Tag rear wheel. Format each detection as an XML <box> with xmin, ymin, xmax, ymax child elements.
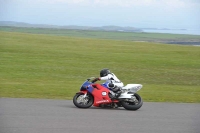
<box><xmin>121</xmin><ymin>93</ymin><xmax>143</xmax><ymax>110</ymax></box>
<box><xmin>73</xmin><ymin>93</ymin><xmax>94</xmax><ymax>108</ymax></box>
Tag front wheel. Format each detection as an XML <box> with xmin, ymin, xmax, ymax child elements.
<box><xmin>121</xmin><ymin>93</ymin><xmax>143</xmax><ymax>110</ymax></box>
<box><xmin>73</xmin><ymin>93</ymin><xmax>94</xmax><ymax>108</ymax></box>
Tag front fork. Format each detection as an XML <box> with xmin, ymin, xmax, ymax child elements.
<box><xmin>83</xmin><ymin>93</ymin><xmax>87</xmax><ymax>98</ymax></box>
<box><xmin>76</xmin><ymin>91</ymin><xmax>88</xmax><ymax>99</ymax></box>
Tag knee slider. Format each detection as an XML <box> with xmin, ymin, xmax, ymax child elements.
<box><xmin>108</xmin><ymin>83</ymin><xmax>115</xmax><ymax>89</ymax></box>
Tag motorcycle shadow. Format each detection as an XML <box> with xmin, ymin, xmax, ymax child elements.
<box><xmin>66</xmin><ymin>104</ymin><xmax>124</xmax><ymax>110</ymax></box>
<box><xmin>66</xmin><ymin>105</ymin><xmax>140</xmax><ymax>111</ymax></box>
<box><xmin>64</xmin><ymin>103</ymin><xmax>134</xmax><ymax>111</ymax></box>
<box><xmin>90</xmin><ymin>106</ymin><xmax>125</xmax><ymax>110</ymax></box>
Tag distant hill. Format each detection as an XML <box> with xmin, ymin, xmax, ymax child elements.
<box><xmin>0</xmin><ymin>21</ymin><xmax>142</xmax><ymax>32</ymax></box>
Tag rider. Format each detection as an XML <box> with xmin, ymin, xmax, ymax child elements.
<box><xmin>94</xmin><ymin>68</ymin><xmax>124</xmax><ymax>99</ymax></box>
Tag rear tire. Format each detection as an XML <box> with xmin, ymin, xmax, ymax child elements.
<box><xmin>73</xmin><ymin>93</ymin><xmax>94</xmax><ymax>108</ymax></box>
<box><xmin>121</xmin><ymin>93</ymin><xmax>143</xmax><ymax>110</ymax></box>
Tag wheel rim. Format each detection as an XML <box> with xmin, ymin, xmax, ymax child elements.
<box><xmin>76</xmin><ymin>94</ymin><xmax>90</xmax><ymax>105</ymax></box>
<box><xmin>125</xmin><ymin>95</ymin><xmax>140</xmax><ymax>105</ymax></box>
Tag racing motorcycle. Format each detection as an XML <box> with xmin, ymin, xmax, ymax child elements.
<box><xmin>73</xmin><ymin>77</ymin><xmax>143</xmax><ymax>110</ymax></box>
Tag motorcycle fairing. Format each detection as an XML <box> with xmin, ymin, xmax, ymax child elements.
<box><xmin>90</xmin><ymin>84</ymin><xmax>112</xmax><ymax>107</ymax></box>
<box><xmin>80</xmin><ymin>81</ymin><xmax>91</xmax><ymax>91</ymax></box>
<box><xmin>118</xmin><ymin>84</ymin><xmax>143</xmax><ymax>98</ymax></box>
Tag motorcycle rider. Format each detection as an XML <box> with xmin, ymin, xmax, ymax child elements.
<box><xmin>93</xmin><ymin>68</ymin><xmax>124</xmax><ymax>99</ymax></box>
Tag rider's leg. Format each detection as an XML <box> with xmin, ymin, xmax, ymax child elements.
<box><xmin>108</xmin><ymin>83</ymin><xmax>122</xmax><ymax>98</ymax></box>
<box><xmin>112</xmin><ymin>86</ymin><xmax>122</xmax><ymax>97</ymax></box>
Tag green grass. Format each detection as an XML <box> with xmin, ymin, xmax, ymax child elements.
<box><xmin>0</xmin><ymin>31</ymin><xmax>200</xmax><ymax>103</ymax></box>
<box><xmin>1</xmin><ymin>26</ymin><xmax>200</xmax><ymax>42</ymax></box>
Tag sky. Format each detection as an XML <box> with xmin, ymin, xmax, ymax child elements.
<box><xmin>0</xmin><ymin>0</ymin><xmax>200</xmax><ymax>29</ymax></box>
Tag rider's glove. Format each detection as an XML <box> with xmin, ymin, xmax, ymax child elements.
<box><xmin>95</xmin><ymin>77</ymin><xmax>100</xmax><ymax>81</ymax></box>
<box><xmin>92</xmin><ymin>77</ymin><xmax>100</xmax><ymax>83</ymax></box>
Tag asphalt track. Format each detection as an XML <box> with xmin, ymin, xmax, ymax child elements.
<box><xmin>0</xmin><ymin>98</ymin><xmax>200</xmax><ymax>133</ymax></box>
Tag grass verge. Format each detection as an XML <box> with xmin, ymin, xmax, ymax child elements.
<box><xmin>0</xmin><ymin>31</ymin><xmax>200</xmax><ymax>102</ymax></box>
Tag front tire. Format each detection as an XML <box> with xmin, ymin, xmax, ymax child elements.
<box><xmin>121</xmin><ymin>93</ymin><xmax>143</xmax><ymax>110</ymax></box>
<box><xmin>73</xmin><ymin>93</ymin><xmax>94</xmax><ymax>108</ymax></box>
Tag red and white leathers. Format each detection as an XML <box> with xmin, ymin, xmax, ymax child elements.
<box><xmin>99</xmin><ymin>73</ymin><xmax>124</xmax><ymax>89</ymax></box>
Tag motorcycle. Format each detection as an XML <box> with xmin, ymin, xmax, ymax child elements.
<box><xmin>73</xmin><ymin>77</ymin><xmax>143</xmax><ymax>110</ymax></box>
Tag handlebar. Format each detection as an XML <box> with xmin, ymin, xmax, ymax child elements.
<box><xmin>86</xmin><ymin>77</ymin><xmax>97</xmax><ymax>83</ymax></box>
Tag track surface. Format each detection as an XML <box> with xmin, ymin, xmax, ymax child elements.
<box><xmin>0</xmin><ymin>98</ymin><xmax>200</xmax><ymax>133</ymax></box>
